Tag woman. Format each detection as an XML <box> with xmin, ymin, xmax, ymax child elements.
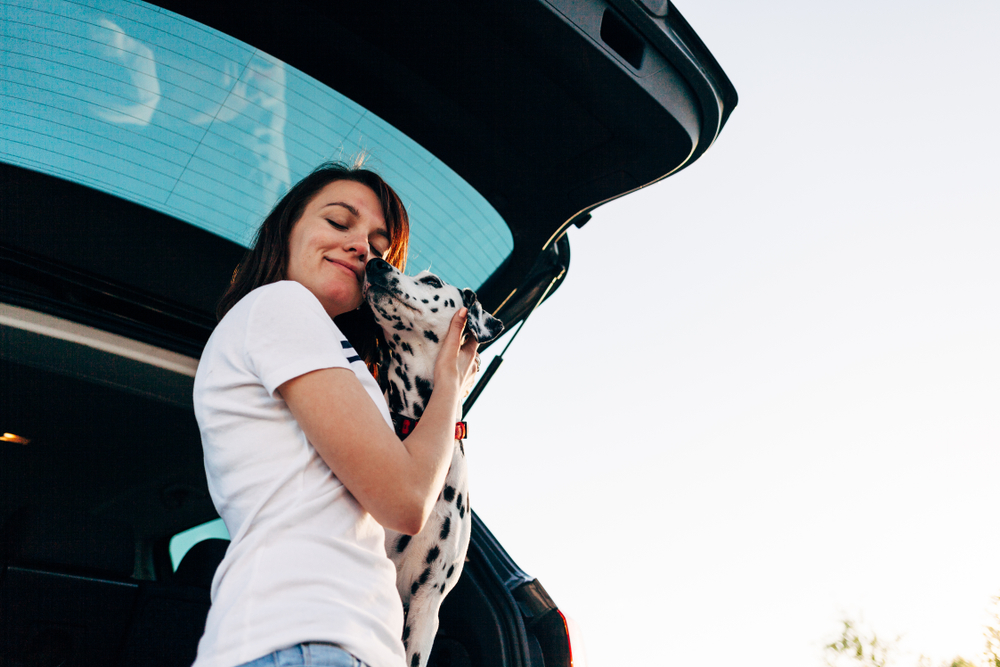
<box><xmin>192</xmin><ymin>162</ymin><xmax>480</xmax><ymax>667</ymax></box>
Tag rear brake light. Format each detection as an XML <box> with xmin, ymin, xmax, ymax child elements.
<box><xmin>557</xmin><ymin>610</ymin><xmax>589</xmax><ymax>667</ymax></box>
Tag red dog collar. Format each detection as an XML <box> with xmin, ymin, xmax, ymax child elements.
<box><xmin>393</xmin><ymin>414</ymin><xmax>467</xmax><ymax>440</ymax></box>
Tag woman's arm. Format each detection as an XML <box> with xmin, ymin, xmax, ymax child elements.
<box><xmin>278</xmin><ymin>308</ymin><xmax>478</xmax><ymax>535</ymax></box>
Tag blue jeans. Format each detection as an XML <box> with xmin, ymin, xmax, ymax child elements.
<box><xmin>236</xmin><ymin>643</ymin><xmax>370</xmax><ymax>667</ymax></box>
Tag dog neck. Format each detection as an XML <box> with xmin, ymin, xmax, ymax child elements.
<box><xmin>383</xmin><ymin>337</ymin><xmax>442</xmax><ymax>421</ymax></box>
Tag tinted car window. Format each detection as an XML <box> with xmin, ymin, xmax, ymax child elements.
<box><xmin>0</xmin><ymin>0</ymin><xmax>512</xmax><ymax>290</ymax></box>
<box><xmin>169</xmin><ymin>517</ymin><xmax>229</xmax><ymax>571</ymax></box>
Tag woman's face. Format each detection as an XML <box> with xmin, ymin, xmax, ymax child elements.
<box><xmin>286</xmin><ymin>180</ymin><xmax>391</xmax><ymax>318</ymax></box>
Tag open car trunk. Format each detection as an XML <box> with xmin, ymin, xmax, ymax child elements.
<box><xmin>0</xmin><ymin>1</ymin><xmax>735</xmax><ymax>665</ymax></box>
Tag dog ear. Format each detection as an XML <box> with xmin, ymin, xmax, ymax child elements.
<box><xmin>461</xmin><ymin>288</ymin><xmax>504</xmax><ymax>344</ymax></box>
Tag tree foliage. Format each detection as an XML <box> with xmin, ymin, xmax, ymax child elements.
<box><xmin>825</xmin><ymin>596</ymin><xmax>1000</xmax><ymax>667</ymax></box>
<box><xmin>983</xmin><ymin>596</ymin><xmax>1000</xmax><ymax>667</ymax></box>
<box><xmin>825</xmin><ymin>618</ymin><xmax>898</xmax><ymax>667</ymax></box>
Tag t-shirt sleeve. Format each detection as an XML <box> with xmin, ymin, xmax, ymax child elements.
<box><xmin>244</xmin><ymin>282</ymin><xmax>353</xmax><ymax>397</ymax></box>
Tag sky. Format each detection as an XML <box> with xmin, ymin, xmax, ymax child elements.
<box><xmin>468</xmin><ymin>1</ymin><xmax>1000</xmax><ymax>665</ymax></box>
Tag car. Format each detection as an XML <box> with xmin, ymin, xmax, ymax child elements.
<box><xmin>0</xmin><ymin>1</ymin><xmax>736</xmax><ymax>665</ymax></box>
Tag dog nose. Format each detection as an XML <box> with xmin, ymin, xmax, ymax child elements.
<box><xmin>366</xmin><ymin>257</ymin><xmax>392</xmax><ymax>276</ymax></box>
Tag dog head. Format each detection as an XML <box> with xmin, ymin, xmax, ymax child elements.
<box><xmin>365</xmin><ymin>258</ymin><xmax>504</xmax><ymax>348</ymax></box>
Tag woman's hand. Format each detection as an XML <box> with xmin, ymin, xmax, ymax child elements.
<box><xmin>434</xmin><ymin>308</ymin><xmax>480</xmax><ymax>404</ymax></box>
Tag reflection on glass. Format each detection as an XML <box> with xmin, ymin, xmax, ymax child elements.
<box><xmin>91</xmin><ymin>18</ymin><xmax>161</xmax><ymax>126</ymax></box>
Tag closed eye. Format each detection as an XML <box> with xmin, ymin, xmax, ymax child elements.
<box><xmin>326</xmin><ymin>219</ymin><xmax>347</xmax><ymax>231</ymax></box>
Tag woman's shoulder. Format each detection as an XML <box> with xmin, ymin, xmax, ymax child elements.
<box><xmin>202</xmin><ymin>279</ymin><xmax>346</xmax><ymax>362</ymax></box>
<box><xmin>206</xmin><ymin>282</ymin><xmax>334</xmax><ymax>350</ymax></box>
<box><xmin>233</xmin><ymin>281</ymin><xmax>349</xmax><ymax>343</ymax></box>
<box><xmin>225</xmin><ymin>281</ymin><xmax>324</xmax><ymax>320</ymax></box>
<box><xmin>250</xmin><ymin>280</ymin><xmax>317</xmax><ymax>304</ymax></box>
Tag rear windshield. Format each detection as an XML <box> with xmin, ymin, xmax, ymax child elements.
<box><xmin>0</xmin><ymin>0</ymin><xmax>513</xmax><ymax>290</ymax></box>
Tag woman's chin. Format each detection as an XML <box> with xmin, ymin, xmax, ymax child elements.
<box><xmin>293</xmin><ymin>280</ymin><xmax>361</xmax><ymax>318</ymax></box>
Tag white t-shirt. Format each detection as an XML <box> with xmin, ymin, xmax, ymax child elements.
<box><xmin>191</xmin><ymin>281</ymin><xmax>405</xmax><ymax>667</ymax></box>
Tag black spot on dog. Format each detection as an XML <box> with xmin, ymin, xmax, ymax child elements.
<box><xmin>440</xmin><ymin>516</ymin><xmax>451</xmax><ymax>540</ymax></box>
<box><xmin>441</xmin><ymin>583</ymin><xmax>447</xmax><ymax>593</ymax></box>
<box><xmin>411</xmin><ymin>581</ymin><xmax>419</xmax><ymax>595</ymax></box>
<box><xmin>402</xmin><ymin>624</ymin><xmax>410</xmax><ymax>642</ymax></box>
<box><xmin>422</xmin><ymin>299</ymin><xmax>428</xmax><ymax>303</ymax></box>
<box><xmin>425</xmin><ymin>546</ymin><xmax>440</xmax><ymax>564</ymax></box>
<box><xmin>411</xmin><ymin>653</ymin><xmax>421</xmax><ymax>667</ymax></box>
<box><xmin>393</xmin><ymin>322</ymin><xmax>407</xmax><ymax>331</ymax></box>
<box><xmin>434</xmin><ymin>294</ymin><xmax>440</xmax><ymax>301</ymax></box>
<box><xmin>396</xmin><ymin>535</ymin><xmax>411</xmax><ymax>553</ymax></box>
<box><xmin>423</xmin><ymin>330</ymin><xmax>438</xmax><ymax>343</ymax></box>
<box><xmin>393</xmin><ymin>333</ymin><xmax>401</xmax><ymax>342</ymax></box>
<box><xmin>419</xmin><ymin>566</ymin><xmax>431</xmax><ymax>585</ymax></box>
<box><xmin>395</xmin><ymin>366</ymin><xmax>412</xmax><ymax>391</ymax></box>
<box><xmin>388</xmin><ymin>381</ymin><xmax>405</xmax><ymax>409</ymax></box>
<box><xmin>446</xmin><ymin>564</ymin><xmax>455</xmax><ymax>578</ymax></box>
<box><xmin>443</xmin><ymin>486</ymin><xmax>455</xmax><ymax>502</ymax></box>
<box><xmin>415</xmin><ymin>377</ymin><xmax>432</xmax><ymax>406</ymax></box>
<box><xmin>401</xmin><ymin>342</ymin><xmax>413</xmax><ymax>355</ymax></box>
<box><xmin>430</xmin><ymin>308</ymin><xmax>438</xmax><ymax>313</ymax></box>
<box><xmin>457</xmin><ymin>492</ymin><xmax>465</xmax><ymax>518</ymax></box>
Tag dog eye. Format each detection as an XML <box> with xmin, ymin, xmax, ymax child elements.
<box><xmin>420</xmin><ymin>276</ymin><xmax>443</xmax><ymax>288</ymax></box>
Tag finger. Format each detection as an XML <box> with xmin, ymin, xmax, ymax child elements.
<box><xmin>441</xmin><ymin>308</ymin><xmax>468</xmax><ymax>355</ymax></box>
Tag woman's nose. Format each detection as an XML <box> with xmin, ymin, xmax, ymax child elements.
<box><xmin>345</xmin><ymin>234</ymin><xmax>371</xmax><ymax>258</ymax></box>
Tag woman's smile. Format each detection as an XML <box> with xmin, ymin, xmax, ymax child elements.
<box><xmin>325</xmin><ymin>256</ymin><xmax>363</xmax><ymax>281</ymax></box>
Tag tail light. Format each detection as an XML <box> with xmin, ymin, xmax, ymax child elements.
<box><xmin>513</xmin><ymin>579</ymin><xmax>588</xmax><ymax>667</ymax></box>
<box><xmin>558</xmin><ymin>610</ymin><xmax>589</xmax><ymax>667</ymax></box>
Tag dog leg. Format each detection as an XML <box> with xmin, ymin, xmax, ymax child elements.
<box><xmin>403</xmin><ymin>588</ymin><xmax>445</xmax><ymax>667</ymax></box>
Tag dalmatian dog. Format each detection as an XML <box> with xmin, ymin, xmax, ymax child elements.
<box><xmin>364</xmin><ymin>257</ymin><xmax>504</xmax><ymax>667</ymax></box>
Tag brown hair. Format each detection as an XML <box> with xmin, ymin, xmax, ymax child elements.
<box><xmin>217</xmin><ymin>161</ymin><xmax>409</xmax><ymax>377</ymax></box>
